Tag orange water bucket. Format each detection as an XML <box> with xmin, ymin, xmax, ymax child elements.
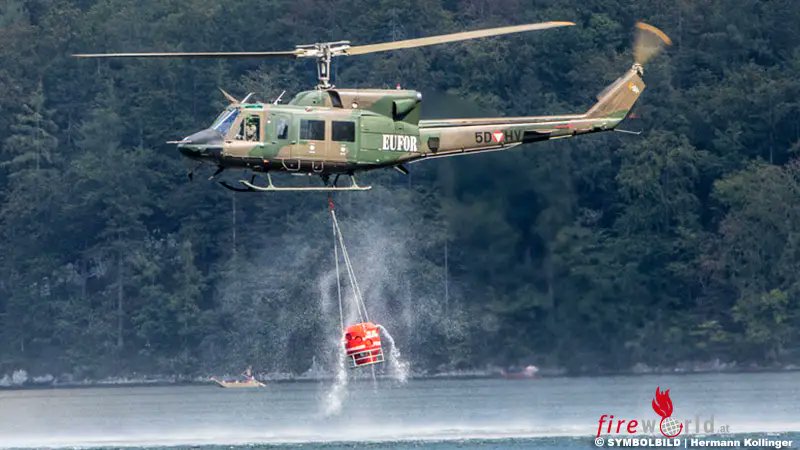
<box><xmin>343</xmin><ymin>322</ymin><xmax>384</xmax><ymax>368</ymax></box>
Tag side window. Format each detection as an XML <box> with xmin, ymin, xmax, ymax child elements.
<box><xmin>332</xmin><ymin>121</ymin><xmax>355</xmax><ymax>142</ymax></box>
<box><xmin>276</xmin><ymin>118</ymin><xmax>289</xmax><ymax>140</ymax></box>
<box><xmin>237</xmin><ymin>115</ymin><xmax>261</xmax><ymax>142</ymax></box>
<box><xmin>300</xmin><ymin>119</ymin><xmax>325</xmax><ymax>140</ymax></box>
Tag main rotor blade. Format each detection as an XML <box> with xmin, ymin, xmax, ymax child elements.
<box><xmin>73</xmin><ymin>50</ymin><xmax>300</xmax><ymax>59</ymax></box>
<box><xmin>344</xmin><ymin>21</ymin><xmax>575</xmax><ymax>56</ymax></box>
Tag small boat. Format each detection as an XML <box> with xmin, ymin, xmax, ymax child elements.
<box><xmin>500</xmin><ymin>365</ymin><xmax>539</xmax><ymax>380</ymax></box>
<box><xmin>212</xmin><ymin>377</ymin><xmax>266</xmax><ymax>388</ymax></box>
<box><xmin>212</xmin><ymin>366</ymin><xmax>266</xmax><ymax>388</ymax></box>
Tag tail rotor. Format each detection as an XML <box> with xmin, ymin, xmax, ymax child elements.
<box><xmin>633</xmin><ymin>22</ymin><xmax>672</xmax><ymax>69</ymax></box>
<box><xmin>585</xmin><ymin>22</ymin><xmax>670</xmax><ymax>121</ymax></box>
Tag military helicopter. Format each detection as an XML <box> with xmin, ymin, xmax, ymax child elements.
<box><xmin>74</xmin><ymin>21</ymin><xmax>670</xmax><ymax>192</ymax></box>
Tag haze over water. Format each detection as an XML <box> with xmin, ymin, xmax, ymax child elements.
<box><xmin>0</xmin><ymin>372</ymin><xmax>797</xmax><ymax>449</ymax></box>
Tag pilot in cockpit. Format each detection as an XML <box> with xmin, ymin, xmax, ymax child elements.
<box><xmin>244</xmin><ymin>117</ymin><xmax>259</xmax><ymax>141</ymax></box>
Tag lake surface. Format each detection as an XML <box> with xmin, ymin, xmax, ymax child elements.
<box><xmin>0</xmin><ymin>372</ymin><xmax>798</xmax><ymax>449</ymax></box>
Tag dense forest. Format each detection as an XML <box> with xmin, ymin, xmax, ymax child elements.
<box><xmin>1</xmin><ymin>0</ymin><xmax>799</xmax><ymax>381</ymax></box>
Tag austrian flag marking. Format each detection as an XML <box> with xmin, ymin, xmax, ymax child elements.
<box><xmin>492</xmin><ymin>130</ymin><xmax>505</xmax><ymax>143</ymax></box>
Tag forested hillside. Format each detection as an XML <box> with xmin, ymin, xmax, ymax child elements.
<box><xmin>1</xmin><ymin>0</ymin><xmax>799</xmax><ymax>379</ymax></box>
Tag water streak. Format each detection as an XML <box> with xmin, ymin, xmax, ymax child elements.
<box><xmin>322</xmin><ymin>347</ymin><xmax>348</xmax><ymax>417</ymax></box>
<box><xmin>378</xmin><ymin>324</ymin><xmax>410</xmax><ymax>383</ymax></box>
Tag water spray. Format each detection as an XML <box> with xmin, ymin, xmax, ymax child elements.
<box><xmin>377</xmin><ymin>324</ymin><xmax>410</xmax><ymax>383</ymax></box>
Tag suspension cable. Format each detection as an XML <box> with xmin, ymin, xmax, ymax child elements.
<box><xmin>332</xmin><ymin>210</ymin><xmax>368</xmax><ymax>323</ymax></box>
<box><xmin>329</xmin><ymin>197</ymin><xmax>345</xmax><ymax>332</ymax></box>
<box><xmin>329</xmin><ymin>198</ymin><xmax>369</xmax><ymax>326</ymax></box>
<box><xmin>340</xmin><ymin>221</ymin><xmax>370</xmax><ymax>323</ymax></box>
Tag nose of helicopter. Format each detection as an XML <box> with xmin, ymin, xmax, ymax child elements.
<box><xmin>176</xmin><ymin>128</ymin><xmax>223</xmax><ymax>161</ymax></box>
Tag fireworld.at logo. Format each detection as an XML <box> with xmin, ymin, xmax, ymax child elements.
<box><xmin>652</xmin><ymin>387</ymin><xmax>684</xmax><ymax>438</ymax></box>
<box><xmin>595</xmin><ymin>386</ymin><xmax>725</xmax><ymax>438</ymax></box>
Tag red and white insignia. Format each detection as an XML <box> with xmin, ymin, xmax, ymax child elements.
<box><xmin>492</xmin><ymin>130</ymin><xmax>505</xmax><ymax>143</ymax></box>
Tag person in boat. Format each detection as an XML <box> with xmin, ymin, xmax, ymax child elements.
<box><xmin>242</xmin><ymin>365</ymin><xmax>254</xmax><ymax>381</ymax></box>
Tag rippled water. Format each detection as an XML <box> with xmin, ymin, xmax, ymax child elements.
<box><xmin>0</xmin><ymin>372</ymin><xmax>797</xmax><ymax>449</ymax></box>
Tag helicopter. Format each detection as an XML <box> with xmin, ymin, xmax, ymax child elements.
<box><xmin>74</xmin><ymin>21</ymin><xmax>670</xmax><ymax>192</ymax></box>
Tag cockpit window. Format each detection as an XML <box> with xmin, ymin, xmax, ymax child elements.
<box><xmin>212</xmin><ymin>109</ymin><xmax>239</xmax><ymax>135</ymax></box>
<box><xmin>276</xmin><ymin>118</ymin><xmax>289</xmax><ymax>139</ymax></box>
<box><xmin>211</xmin><ymin>109</ymin><xmax>229</xmax><ymax>126</ymax></box>
<box><xmin>236</xmin><ymin>115</ymin><xmax>261</xmax><ymax>142</ymax></box>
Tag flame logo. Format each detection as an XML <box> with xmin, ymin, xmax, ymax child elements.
<box><xmin>652</xmin><ymin>386</ymin><xmax>684</xmax><ymax>438</ymax></box>
<box><xmin>651</xmin><ymin>387</ymin><xmax>673</xmax><ymax>418</ymax></box>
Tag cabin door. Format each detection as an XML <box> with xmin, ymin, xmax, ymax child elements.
<box><xmin>330</xmin><ymin>118</ymin><xmax>358</xmax><ymax>166</ymax></box>
<box><xmin>292</xmin><ymin>117</ymin><xmax>329</xmax><ymax>162</ymax></box>
<box><xmin>270</xmin><ymin>113</ymin><xmax>293</xmax><ymax>159</ymax></box>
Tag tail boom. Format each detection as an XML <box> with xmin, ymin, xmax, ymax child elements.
<box><xmin>413</xmin><ymin>66</ymin><xmax>645</xmax><ymax>160</ymax></box>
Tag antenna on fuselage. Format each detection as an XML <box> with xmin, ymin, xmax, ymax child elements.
<box><xmin>240</xmin><ymin>92</ymin><xmax>255</xmax><ymax>104</ymax></box>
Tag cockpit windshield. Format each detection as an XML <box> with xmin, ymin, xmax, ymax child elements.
<box><xmin>212</xmin><ymin>108</ymin><xmax>239</xmax><ymax>135</ymax></box>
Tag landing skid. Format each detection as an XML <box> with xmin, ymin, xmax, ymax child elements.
<box><xmin>218</xmin><ymin>180</ymin><xmax>255</xmax><ymax>192</ymax></box>
<box><xmin>221</xmin><ymin>173</ymin><xmax>371</xmax><ymax>193</ymax></box>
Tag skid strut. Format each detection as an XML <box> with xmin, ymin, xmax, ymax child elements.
<box><xmin>225</xmin><ymin>173</ymin><xmax>371</xmax><ymax>192</ymax></box>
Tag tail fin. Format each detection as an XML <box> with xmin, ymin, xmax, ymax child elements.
<box><xmin>585</xmin><ymin>22</ymin><xmax>670</xmax><ymax>124</ymax></box>
<box><xmin>585</xmin><ymin>66</ymin><xmax>645</xmax><ymax>123</ymax></box>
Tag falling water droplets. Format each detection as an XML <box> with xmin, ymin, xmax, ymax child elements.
<box><xmin>322</xmin><ymin>347</ymin><xmax>349</xmax><ymax>417</ymax></box>
<box><xmin>378</xmin><ymin>324</ymin><xmax>410</xmax><ymax>384</ymax></box>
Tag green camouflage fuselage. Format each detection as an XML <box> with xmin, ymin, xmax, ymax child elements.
<box><xmin>178</xmin><ymin>65</ymin><xmax>645</xmax><ymax>176</ymax></box>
